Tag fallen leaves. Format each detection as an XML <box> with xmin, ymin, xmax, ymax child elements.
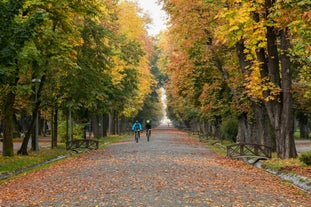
<box><xmin>0</xmin><ymin>128</ymin><xmax>310</xmax><ymax>206</ymax></box>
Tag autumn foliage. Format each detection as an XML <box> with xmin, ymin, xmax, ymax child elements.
<box><xmin>0</xmin><ymin>0</ymin><xmax>162</xmax><ymax>156</ymax></box>
<box><xmin>159</xmin><ymin>0</ymin><xmax>311</xmax><ymax>158</ymax></box>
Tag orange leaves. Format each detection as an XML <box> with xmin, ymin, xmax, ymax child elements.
<box><xmin>1</xmin><ymin>128</ymin><xmax>311</xmax><ymax>205</ymax></box>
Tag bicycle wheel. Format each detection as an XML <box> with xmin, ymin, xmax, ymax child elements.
<box><xmin>135</xmin><ymin>131</ymin><xmax>139</xmax><ymax>143</ymax></box>
<box><xmin>146</xmin><ymin>130</ymin><xmax>150</xmax><ymax>142</ymax></box>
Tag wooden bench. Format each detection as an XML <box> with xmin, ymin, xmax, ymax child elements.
<box><xmin>182</xmin><ymin>127</ymin><xmax>191</xmax><ymax>132</ymax></box>
<box><xmin>192</xmin><ymin>131</ymin><xmax>200</xmax><ymax>135</ymax></box>
<box><xmin>66</xmin><ymin>139</ymin><xmax>99</xmax><ymax>151</ymax></box>
<box><xmin>226</xmin><ymin>143</ymin><xmax>272</xmax><ymax>164</ymax></box>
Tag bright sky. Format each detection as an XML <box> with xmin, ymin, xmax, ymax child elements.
<box><xmin>135</xmin><ymin>0</ymin><xmax>168</xmax><ymax>36</ymax></box>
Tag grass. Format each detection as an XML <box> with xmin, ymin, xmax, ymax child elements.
<box><xmin>198</xmin><ymin>135</ymin><xmax>309</xmax><ymax>172</ymax></box>
<box><xmin>261</xmin><ymin>157</ymin><xmax>305</xmax><ymax>172</ymax></box>
<box><xmin>0</xmin><ymin>146</ymin><xmax>68</xmax><ymax>174</ymax></box>
<box><xmin>0</xmin><ymin>134</ymin><xmax>129</xmax><ymax>176</ymax></box>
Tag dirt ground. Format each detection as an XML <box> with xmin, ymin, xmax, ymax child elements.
<box><xmin>0</xmin><ymin>126</ymin><xmax>310</xmax><ymax>206</ymax></box>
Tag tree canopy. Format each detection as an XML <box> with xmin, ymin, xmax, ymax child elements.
<box><xmin>0</xmin><ymin>0</ymin><xmax>164</xmax><ymax>156</ymax></box>
<box><xmin>159</xmin><ymin>0</ymin><xmax>311</xmax><ymax>158</ymax></box>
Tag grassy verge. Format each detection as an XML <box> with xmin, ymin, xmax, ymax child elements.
<box><xmin>0</xmin><ymin>146</ymin><xmax>68</xmax><ymax>174</ymax></box>
<box><xmin>196</xmin><ymin>134</ymin><xmax>309</xmax><ymax>171</ymax></box>
<box><xmin>261</xmin><ymin>157</ymin><xmax>306</xmax><ymax>172</ymax></box>
<box><xmin>0</xmin><ymin>134</ymin><xmax>129</xmax><ymax>177</ymax></box>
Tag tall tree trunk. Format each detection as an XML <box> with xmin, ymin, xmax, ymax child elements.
<box><xmin>263</xmin><ymin>22</ymin><xmax>296</xmax><ymax>158</ymax></box>
<box><xmin>235</xmin><ymin>41</ymin><xmax>275</xmax><ymax>147</ymax></box>
<box><xmin>237</xmin><ymin>105</ymin><xmax>274</xmax><ymax>148</ymax></box>
<box><xmin>51</xmin><ymin>106</ymin><xmax>58</xmax><ymax>148</ymax></box>
<box><xmin>18</xmin><ymin>73</ymin><xmax>46</xmax><ymax>154</ymax></box>
<box><xmin>237</xmin><ymin>113</ymin><xmax>251</xmax><ymax>143</ymax></box>
<box><xmin>202</xmin><ymin>119</ymin><xmax>212</xmax><ymax>137</ymax></box>
<box><xmin>103</xmin><ymin>113</ymin><xmax>109</xmax><ymax>137</ymax></box>
<box><xmin>279</xmin><ymin>29</ymin><xmax>297</xmax><ymax>158</ymax></box>
<box><xmin>263</xmin><ymin>26</ymin><xmax>283</xmax><ymax>158</ymax></box>
<box><xmin>111</xmin><ymin>110</ymin><xmax>119</xmax><ymax>135</ymax></box>
<box><xmin>18</xmin><ymin>106</ymin><xmax>37</xmax><ymax>155</ymax></box>
<box><xmin>297</xmin><ymin>111</ymin><xmax>309</xmax><ymax>139</ymax></box>
<box><xmin>252</xmin><ymin>103</ymin><xmax>275</xmax><ymax>148</ymax></box>
<box><xmin>2</xmin><ymin>92</ymin><xmax>15</xmax><ymax>156</ymax></box>
<box><xmin>2</xmin><ymin>64</ymin><xmax>21</xmax><ymax>156</ymax></box>
<box><xmin>91</xmin><ymin>114</ymin><xmax>103</xmax><ymax>138</ymax></box>
<box><xmin>211</xmin><ymin>116</ymin><xmax>222</xmax><ymax>138</ymax></box>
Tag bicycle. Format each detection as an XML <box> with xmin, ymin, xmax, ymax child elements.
<box><xmin>146</xmin><ymin>129</ymin><xmax>151</xmax><ymax>142</ymax></box>
<box><xmin>134</xmin><ymin>129</ymin><xmax>140</xmax><ymax>143</ymax></box>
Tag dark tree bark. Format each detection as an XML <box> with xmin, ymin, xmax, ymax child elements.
<box><xmin>91</xmin><ymin>114</ymin><xmax>104</xmax><ymax>138</ymax></box>
<box><xmin>211</xmin><ymin>116</ymin><xmax>222</xmax><ymax>138</ymax></box>
<box><xmin>279</xmin><ymin>29</ymin><xmax>297</xmax><ymax>158</ymax></box>
<box><xmin>259</xmin><ymin>1</ymin><xmax>297</xmax><ymax>158</ymax></box>
<box><xmin>201</xmin><ymin>119</ymin><xmax>212</xmax><ymax>137</ymax></box>
<box><xmin>102</xmin><ymin>113</ymin><xmax>109</xmax><ymax>137</ymax></box>
<box><xmin>236</xmin><ymin>104</ymin><xmax>274</xmax><ymax>148</ymax></box>
<box><xmin>296</xmin><ymin>111</ymin><xmax>309</xmax><ymax>139</ymax></box>
<box><xmin>235</xmin><ymin>41</ymin><xmax>274</xmax><ymax>148</ymax></box>
<box><xmin>2</xmin><ymin>92</ymin><xmax>15</xmax><ymax>156</ymax></box>
<box><xmin>111</xmin><ymin>110</ymin><xmax>118</xmax><ymax>135</ymax></box>
<box><xmin>18</xmin><ymin>103</ymin><xmax>37</xmax><ymax>155</ymax></box>
<box><xmin>51</xmin><ymin>106</ymin><xmax>58</xmax><ymax>148</ymax></box>
<box><xmin>18</xmin><ymin>74</ymin><xmax>45</xmax><ymax>155</ymax></box>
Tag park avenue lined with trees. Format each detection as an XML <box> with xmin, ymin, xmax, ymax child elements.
<box><xmin>1</xmin><ymin>0</ymin><xmax>311</xmax><ymax>158</ymax></box>
<box><xmin>0</xmin><ymin>0</ymin><xmax>311</xmax><ymax>205</ymax></box>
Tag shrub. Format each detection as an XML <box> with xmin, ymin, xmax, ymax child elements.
<box><xmin>58</xmin><ymin>121</ymin><xmax>84</xmax><ymax>142</ymax></box>
<box><xmin>220</xmin><ymin>117</ymin><xmax>238</xmax><ymax>142</ymax></box>
<box><xmin>299</xmin><ymin>151</ymin><xmax>311</xmax><ymax>166</ymax></box>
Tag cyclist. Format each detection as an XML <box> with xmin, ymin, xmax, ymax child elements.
<box><xmin>145</xmin><ymin>120</ymin><xmax>151</xmax><ymax>133</ymax></box>
<box><xmin>145</xmin><ymin>120</ymin><xmax>152</xmax><ymax>141</ymax></box>
<box><xmin>131</xmin><ymin>120</ymin><xmax>142</xmax><ymax>139</ymax></box>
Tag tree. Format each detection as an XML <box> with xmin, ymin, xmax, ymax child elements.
<box><xmin>160</xmin><ymin>0</ymin><xmax>311</xmax><ymax>158</ymax></box>
<box><xmin>0</xmin><ymin>0</ymin><xmax>44</xmax><ymax>156</ymax></box>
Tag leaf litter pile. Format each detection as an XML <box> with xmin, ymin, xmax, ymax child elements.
<box><xmin>0</xmin><ymin>127</ymin><xmax>310</xmax><ymax>206</ymax></box>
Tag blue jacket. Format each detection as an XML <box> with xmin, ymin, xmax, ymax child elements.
<box><xmin>132</xmin><ymin>122</ymin><xmax>142</xmax><ymax>131</ymax></box>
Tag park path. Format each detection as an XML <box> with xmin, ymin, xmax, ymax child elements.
<box><xmin>0</xmin><ymin>126</ymin><xmax>310</xmax><ymax>206</ymax></box>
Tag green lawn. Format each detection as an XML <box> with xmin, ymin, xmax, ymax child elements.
<box><xmin>0</xmin><ymin>135</ymin><xmax>128</xmax><ymax>177</ymax></box>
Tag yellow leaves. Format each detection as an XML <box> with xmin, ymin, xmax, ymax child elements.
<box><xmin>111</xmin><ymin>56</ymin><xmax>126</xmax><ymax>86</ymax></box>
<box><xmin>244</xmin><ymin>61</ymin><xmax>281</xmax><ymax>102</ymax></box>
<box><xmin>117</xmin><ymin>1</ymin><xmax>147</xmax><ymax>41</ymax></box>
<box><xmin>215</xmin><ymin>1</ymin><xmax>268</xmax><ymax>49</ymax></box>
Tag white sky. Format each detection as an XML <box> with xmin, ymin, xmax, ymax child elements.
<box><xmin>135</xmin><ymin>0</ymin><xmax>168</xmax><ymax>36</ymax></box>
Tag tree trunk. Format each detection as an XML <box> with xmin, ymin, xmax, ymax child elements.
<box><xmin>18</xmin><ymin>73</ymin><xmax>46</xmax><ymax>154</ymax></box>
<box><xmin>211</xmin><ymin>116</ymin><xmax>222</xmax><ymax>138</ymax></box>
<box><xmin>2</xmin><ymin>64</ymin><xmax>21</xmax><ymax>156</ymax></box>
<box><xmin>252</xmin><ymin>103</ymin><xmax>275</xmax><ymax>148</ymax></box>
<box><xmin>297</xmin><ymin>111</ymin><xmax>309</xmax><ymax>139</ymax></box>
<box><xmin>235</xmin><ymin>41</ymin><xmax>274</xmax><ymax>147</ymax></box>
<box><xmin>279</xmin><ymin>29</ymin><xmax>297</xmax><ymax>158</ymax></box>
<box><xmin>2</xmin><ymin>92</ymin><xmax>15</xmax><ymax>156</ymax></box>
<box><xmin>91</xmin><ymin>114</ymin><xmax>103</xmax><ymax>138</ymax></box>
<box><xmin>236</xmin><ymin>104</ymin><xmax>274</xmax><ymax>149</ymax></box>
<box><xmin>263</xmin><ymin>23</ymin><xmax>296</xmax><ymax>158</ymax></box>
<box><xmin>18</xmin><ymin>109</ymin><xmax>36</xmax><ymax>155</ymax></box>
<box><xmin>51</xmin><ymin>106</ymin><xmax>58</xmax><ymax>148</ymax></box>
<box><xmin>103</xmin><ymin>113</ymin><xmax>109</xmax><ymax>137</ymax></box>
<box><xmin>237</xmin><ymin>113</ymin><xmax>251</xmax><ymax>143</ymax></box>
<box><xmin>202</xmin><ymin>119</ymin><xmax>212</xmax><ymax>137</ymax></box>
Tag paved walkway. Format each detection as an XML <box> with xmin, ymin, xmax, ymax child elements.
<box><xmin>1</xmin><ymin>133</ymin><xmax>311</xmax><ymax>154</ymax></box>
<box><xmin>0</xmin><ymin>126</ymin><xmax>310</xmax><ymax>206</ymax></box>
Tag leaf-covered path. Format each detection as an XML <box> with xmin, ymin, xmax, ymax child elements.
<box><xmin>1</xmin><ymin>126</ymin><xmax>310</xmax><ymax>206</ymax></box>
